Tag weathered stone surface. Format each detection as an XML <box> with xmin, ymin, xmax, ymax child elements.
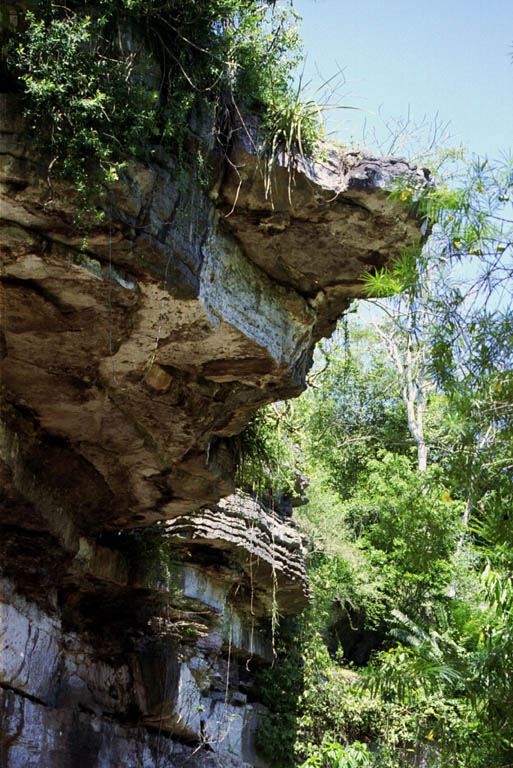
<box><xmin>219</xmin><ymin>120</ymin><xmax>430</xmax><ymax>340</ymax></box>
<box><xmin>0</xmin><ymin>686</ymin><xmax>265</xmax><ymax>768</ymax></box>
<box><xmin>166</xmin><ymin>491</ymin><xmax>309</xmax><ymax>616</ymax></box>
<box><xmin>0</xmin><ymin>78</ymin><xmax>428</xmax><ymax>766</ymax></box>
<box><xmin>1</xmin><ymin>686</ymin><xmax>269</xmax><ymax>768</ymax></box>
<box><xmin>0</xmin><ymin>556</ymin><xmax>270</xmax><ymax>768</ymax></box>
<box><xmin>1</xmin><ymin>92</ymin><xmax>428</xmax><ymax>529</ymax></box>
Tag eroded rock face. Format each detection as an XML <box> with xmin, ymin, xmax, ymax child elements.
<box><xmin>0</xmin><ymin>575</ymin><xmax>227</xmax><ymax>767</ymax></box>
<box><xmin>1</xmin><ymin>86</ymin><xmax>428</xmax><ymax>766</ymax></box>
<box><xmin>0</xmin><ymin>492</ymin><xmax>305</xmax><ymax>767</ymax></box>
<box><xmin>1</xmin><ymin>92</ymin><xmax>428</xmax><ymax>530</ymax></box>
<box><xmin>219</xmin><ymin>123</ymin><xmax>428</xmax><ymax>339</ymax></box>
<box><xmin>165</xmin><ymin>492</ymin><xmax>309</xmax><ymax>616</ymax></box>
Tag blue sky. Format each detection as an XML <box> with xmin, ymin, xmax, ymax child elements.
<box><xmin>293</xmin><ymin>0</ymin><xmax>512</xmax><ymax>160</ymax></box>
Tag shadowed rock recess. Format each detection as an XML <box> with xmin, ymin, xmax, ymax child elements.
<box><xmin>0</xmin><ymin>87</ymin><xmax>428</xmax><ymax>767</ymax></box>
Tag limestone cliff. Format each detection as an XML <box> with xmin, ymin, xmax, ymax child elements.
<box><xmin>0</xmin><ymin>86</ymin><xmax>428</xmax><ymax>767</ymax></box>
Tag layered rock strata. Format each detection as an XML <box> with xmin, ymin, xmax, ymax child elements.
<box><xmin>1</xmin><ymin>85</ymin><xmax>428</xmax><ymax>767</ymax></box>
<box><xmin>0</xmin><ymin>492</ymin><xmax>306</xmax><ymax>767</ymax></box>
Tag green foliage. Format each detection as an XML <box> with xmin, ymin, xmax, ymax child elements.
<box><xmin>6</xmin><ymin>0</ymin><xmax>322</xmax><ymax>216</ymax></box>
<box><xmin>234</xmin><ymin>401</ymin><xmax>300</xmax><ymax>499</ymax></box>
<box><xmin>263</xmin><ymin>76</ymin><xmax>323</xmax><ymax>157</ymax></box>
<box><xmin>360</xmin><ymin>247</ymin><xmax>421</xmax><ymax>298</ymax></box>
<box><xmin>364</xmin><ymin>594</ymin><xmax>513</xmax><ymax>768</ymax></box>
<box><xmin>354</xmin><ymin>453</ymin><xmax>461</xmax><ymax>603</ymax></box>
<box><xmin>294</xmin><ymin>322</ymin><xmax>463</xmax><ymax>611</ymax></box>
<box><xmin>297</xmin><ymin>328</ymin><xmax>411</xmax><ymax>500</ymax></box>
<box><xmin>300</xmin><ymin>741</ymin><xmax>376</xmax><ymax>768</ymax></box>
<box><xmin>255</xmin><ymin>626</ymin><xmax>385</xmax><ymax>767</ymax></box>
<box><xmin>10</xmin><ymin>8</ymin><xmax>156</xmax><ymax>198</ymax></box>
<box><xmin>294</xmin><ymin>638</ymin><xmax>383</xmax><ymax>762</ymax></box>
<box><xmin>254</xmin><ymin>624</ymin><xmax>304</xmax><ymax>768</ymax></box>
<box><xmin>256</xmin><ymin>620</ymin><xmax>453</xmax><ymax>768</ymax></box>
<box><xmin>259</xmin><ymin>70</ymin><xmax>357</xmax><ymax>199</ymax></box>
<box><xmin>346</xmin><ymin>150</ymin><xmax>513</xmax><ymax>767</ymax></box>
<box><xmin>256</xmin><ymin>146</ymin><xmax>513</xmax><ymax>763</ymax></box>
<box><xmin>306</xmin><ymin>548</ymin><xmax>384</xmax><ymax>640</ymax></box>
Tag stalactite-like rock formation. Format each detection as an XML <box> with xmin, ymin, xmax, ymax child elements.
<box><xmin>0</xmin><ymin>86</ymin><xmax>429</xmax><ymax>767</ymax></box>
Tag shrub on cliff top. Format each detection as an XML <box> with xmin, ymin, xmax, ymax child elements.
<box><xmin>6</xmin><ymin>0</ymin><xmax>313</xmax><ymax>210</ymax></box>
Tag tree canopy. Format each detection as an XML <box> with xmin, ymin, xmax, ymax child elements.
<box><xmin>248</xmin><ymin>148</ymin><xmax>513</xmax><ymax>767</ymax></box>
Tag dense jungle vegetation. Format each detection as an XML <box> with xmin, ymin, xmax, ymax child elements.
<box><xmin>248</xmin><ymin>155</ymin><xmax>513</xmax><ymax>767</ymax></box>
<box><xmin>3</xmin><ymin>1</ymin><xmax>512</xmax><ymax>766</ymax></box>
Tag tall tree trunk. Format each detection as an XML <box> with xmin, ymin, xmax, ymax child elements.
<box><xmin>372</xmin><ymin>296</ymin><xmax>431</xmax><ymax>473</ymax></box>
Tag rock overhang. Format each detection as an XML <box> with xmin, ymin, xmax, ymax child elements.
<box><xmin>221</xmin><ymin>134</ymin><xmax>428</xmax><ymax>282</ymax></box>
<box><xmin>0</xmin><ymin>93</ymin><xmax>430</xmax><ymax>533</ymax></box>
<box><xmin>0</xmin><ymin>82</ymin><xmax>433</xmax><ymax>767</ymax></box>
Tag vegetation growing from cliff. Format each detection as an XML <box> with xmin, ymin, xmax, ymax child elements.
<box><xmin>5</xmin><ymin>0</ymin><xmax>324</xmax><ymax>215</ymax></box>
<box><xmin>252</xmin><ymin>152</ymin><xmax>513</xmax><ymax>767</ymax></box>
<box><xmin>5</xmin><ymin>4</ymin><xmax>511</xmax><ymax>764</ymax></box>
<box><xmin>234</xmin><ymin>400</ymin><xmax>301</xmax><ymax>505</ymax></box>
